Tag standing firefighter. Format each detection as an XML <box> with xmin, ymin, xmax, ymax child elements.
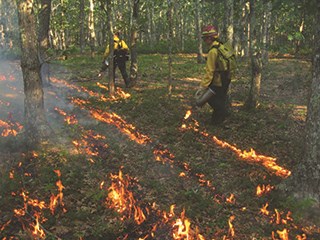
<box><xmin>195</xmin><ymin>25</ymin><xmax>235</xmax><ymax>124</ymax></box>
<box><xmin>101</xmin><ymin>31</ymin><xmax>131</xmax><ymax>88</ymax></box>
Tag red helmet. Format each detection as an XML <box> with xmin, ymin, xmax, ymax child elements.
<box><xmin>201</xmin><ymin>25</ymin><xmax>218</xmax><ymax>38</ymax></box>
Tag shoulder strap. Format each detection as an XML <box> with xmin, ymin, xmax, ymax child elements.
<box><xmin>113</xmin><ymin>39</ymin><xmax>123</xmax><ymax>51</ymax></box>
<box><xmin>210</xmin><ymin>43</ymin><xmax>220</xmax><ymax>51</ymax></box>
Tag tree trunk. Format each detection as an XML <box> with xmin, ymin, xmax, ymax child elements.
<box><xmin>129</xmin><ymin>0</ymin><xmax>139</xmax><ymax>85</ymax></box>
<box><xmin>88</xmin><ymin>0</ymin><xmax>96</xmax><ymax>57</ymax></box>
<box><xmin>245</xmin><ymin>0</ymin><xmax>262</xmax><ymax>109</ymax></box>
<box><xmin>106</xmin><ymin>0</ymin><xmax>115</xmax><ymax>95</ymax></box>
<box><xmin>293</xmin><ymin>0</ymin><xmax>320</xmax><ymax>203</ymax></box>
<box><xmin>79</xmin><ymin>0</ymin><xmax>85</xmax><ymax>53</ymax></box>
<box><xmin>295</xmin><ymin>0</ymin><xmax>306</xmax><ymax>54</ymax></box>
<box><xmin>1</xmin><ymin>0</ymin><xmax>16</xmax><ymax>50</ymax></box>
<box><xmin>195</xmin><ymin>0</ymin><xmax>204</xmax><ymax>63</ymax></box>
<box><xmin>225</xmin><ymin>0</ymin><xmax>234</xmax><ymax>44</ymax></box>
<box><xmin>17</xmin><ymin>0</ymin><xmax>49</xmax><ymax>146</ymax></box>
<box><xmin>261</xmin><ymin>0</ymin><xmax>272</xmax><ymax>65</ymax></box>
<box><xmin>59</xmin><ymin>0</ymin><xmax>66</xmax><ymax>52</ymax></box>
<box><xmin>240</xmin><ymin>0</ymin><xmax>250</xmax><ymax>57</ymax></box>
<box><xmin>38</xmin><ymin>0</ymin><xmax>51</xmax><ymax>87</ymax></box>
<box><xmin>167</xmin><ymin>0</ymin><xmax>173</xmax><ymax>96</ymax></box>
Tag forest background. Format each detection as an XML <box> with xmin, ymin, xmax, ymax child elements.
<box><xmin>0</xmin><ymin>0</ymin><xmax>320</xmax><ymax>239</ymax></box>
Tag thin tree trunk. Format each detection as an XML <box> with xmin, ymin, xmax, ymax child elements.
<box><xmin>129</xmin><ymin>0</ymin><xmax>139</xmax><ymax>85</ymax></box>
<box><xmin>106</xmin><ymin>0</ymin><xmax>115</xmax><ymax>95</ymax></box>
<box><xmin>245</xmin><ymin>0</ymin><xmax>262</xmax><ymax>109</ymax></box>
<box><xmin>17</xmin><ymin>0</ymin><xmax>49</xmax><ymax>146</ymax></box>
<box><xmin>38</xmin><ymin>0</ymin><xmax>51</xmax><ymax>87</ymax></box>
<box><xmin>167</xmin><ymin>0</ymin><xmax>173</xmax><ymax>96</ymax></box>
<box><xmin>261</xmin><ymin>0</ymin><xmax>272</xmax><ymax>65</ymax></box>
<box><xmin>195</xmin><ymin>0</ymin><xmax>204</xmax><ymax>63</ymax></box>
<box><xmin>88</xmin><ymin>0</ymin><xmax>96</xmax><ymax>57</ymax></box>
<box><xmin>295</xmin><ymin>0</ymin><xmax>306</xmax><ymax>54</ymax></box>
<box><xmin>59</xmin><ymin>0</ymin><xmax>66</xmax><ymax>52</ymax></box>
<box><xmin>240</xmin><ymin>0</ymin><xmax>250</xmax><ymax>57</ymax></box>
<box><xmin>79</xmin><ymin>0</ymin><xmax>85</xmax><ymax>53</ymax></box>
<box><xmin>0</xmin><ymin>20</ymin><xmax>4</xmax><ymax>48</ymax></box>
<box><xmin>226</xmin><ymin>0</ymin><xmax>234</xmax><ymax>44</ymax></box>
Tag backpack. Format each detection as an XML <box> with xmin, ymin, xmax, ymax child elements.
<box><xmin>114</xmin><ymin>39</ymin><xmax>129</xmax><ymax>61</ymax></box>
<box><xmin>212</xmin><ymin>41</ymin><xmax>236</xmax><ymax>79</ymax></box>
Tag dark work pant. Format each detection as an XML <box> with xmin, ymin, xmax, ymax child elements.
<box><xmin>114</xmin><ymin>57</ymin><xmax>129</xmax><ymax>87</ymax></box>
<box><xmin>207</xmin><ymin>73</ymin><xmax>231</xmax><ymax>123</ymax></box>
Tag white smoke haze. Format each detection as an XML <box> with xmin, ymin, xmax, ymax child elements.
<box><xmin>0</xmin><ymin>60</ymin><xmax>24</xmax><ymax>123</ymax></box>
<box><xmin>0</xmin><ymin>59</ymin><xmax>93</xmax><ymax>153</ymax></box>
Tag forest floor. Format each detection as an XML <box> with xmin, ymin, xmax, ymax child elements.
<box><xmin>0</xmin><ymin>54</ymin><xmax>319</xmax><ymax>240</ymax></box>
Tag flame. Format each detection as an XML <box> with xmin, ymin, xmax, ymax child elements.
<box><xmin>226</xmin><ymin>194</ymin><xmax>235</xmax><ymax>204</ymax></box>
<box><xmin>296</xmin><ymin>233</ymin><xmax>307</xmax><ymax>240</ymax></box>
<box><xmin>276</xmin><ymin>228</ymin><xmax>289</xmax><ymax>240</ymax></box>
<box><xmin>228</xmin><ymin>215</ymin><xmax>235</xmax><ymax>237</ymax></box>
<box><xmin>9</xmin><ymin>170</ymin><xmax>14</xmax><ymax>179</ymax></box>
<box><xmin>54</xmin><ymin>107</ymin><xmax>78</xmax><ymax>125</ymax></box>
<box><xmin>89</xmin><ymin>110</ymin><xmax>151</xmax><ymax>145</ymax></box>
<box><xmin>184</xmin><ymin>110</ymin><xmax>192</xmax><ymax>120</ymax></box>
<box><xmin>181</xmin><ymin>110</ymin><xmax>291</xmax><ymax>178</ymax></box>
<box><xmin>0</xmin><ymin>119</ymin><xmax>23</xmax><ymax>137</ymax></box>
<box><xmin>106</xmin><ymin>169</ymin><xmax>147</xmax><ymax>225</ymax></box>
<box><xmin>260</xmin><ymin>203</ymin><xmax>270</xmax><ymax>216</ymax></box>
<box><xmin>212</xmin><ymin>138</ymin><xmax>291</xmax><ymax>178</ymax></box>
<box><xmin>153</xmin><ymin>148</ymin><xmax>175</xmax><ymax>164</ymax></box>
<box><xmin>172</xmin><ymin>209</ymin><xmax>191</xmax><ymax>239</ymax></box>
<box><xmin>256</xmin><ymin>184</ymin><xmax>274</xmax><ymax>197</ymax></box>
<box><xmin>49</xmin><ymin>170</ymin><xmax>66</xmax><ymax>214</ymax></box>
<box><xmin>31</xmin><ymin>212</ymin><xmax>46</xmax><ymax>239</ymax></box>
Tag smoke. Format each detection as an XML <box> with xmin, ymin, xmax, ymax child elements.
<box><xmin>0</xmin><ymin>59</ymin><xmax>83</xmax><ymax>145</ymax></box>
<box><xmin>0</xmin><ymin>60</ymin><xmax>24</xmax><ymax>123</ymax></box>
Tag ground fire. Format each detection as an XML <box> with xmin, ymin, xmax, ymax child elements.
<box><xmin>1</xmin><ymin>67</ymin><xmax>318</xmax><ymax>239</ymax></box>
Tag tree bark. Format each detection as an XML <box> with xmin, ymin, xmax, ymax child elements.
<box><xmin>261</xmin><ymin>0</ymin><xmax>272</xmax><ymax>65</ymax></box>
<box><xmin>293</xmin><ymin>0</ymin><xmax>320</xmax><ymax>203</ymax></box>
<box><xmin>195</xmin><ymin>0</ymin><xmax>204</xmax><ymax>63</ymax></box>
<box><xmin>129</xmin><ymin>0</ymin><xmax>139</xmax><ymax>85</ymax></box>
<box><xmin>167</xmin><ymin>0</ymin><xmax>173</xmax><ymax>96</ymax></box>
<box><xmin>17</xmin><ymin>0</ymin><xmax>49</xmax><ymax>146</ymax></box>
<box><xmin>225</xmin><ymin>0</ymin><xmax>234</xmax><ymax>44</ymax></box>
<box><xmin>79</xmin><ymin>0</ymin><xmax>85</xmax><ymax>53</ymax></box>
<box><xmin>38</xmin><ymin>0</ymin><xmax>51</xmax><ymax>87</ymax></box>
<box><xmin>245</xmin><ymin>0</ymin><xmax>262</xmax><ymax>109</ymax></box>
<box><xmin>106</xmin><ymin>0</ymin><xmax>115</xmax><ymax>95</ymax></box>
<box><xmin>88</xmin><ymin>0</ymin><xmax>96</xmax><ymax>57</ymax></box>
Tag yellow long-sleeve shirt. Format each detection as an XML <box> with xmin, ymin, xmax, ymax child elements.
<box><xmin>200</xmin><ymin>40</ymin><xmax>222</xmax><ymax>88</ymax></box>
<box><xmin>103</xmin><ymin>35</ymin><xmax>129</xmax><ymax>59</ymax></box>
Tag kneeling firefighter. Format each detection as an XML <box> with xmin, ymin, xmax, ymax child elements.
<box><xmin>195</xmin><ymin>25</ymin><xmax>231</xmax><ymax>124</ymax></box>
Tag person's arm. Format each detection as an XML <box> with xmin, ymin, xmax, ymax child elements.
<box><xmin>200</xmin><ymin>48</ymin><xmax>218</xmax><ymax>88</ymax></box>
<box><xmin>120</xmin><ymin>40</ymin><xmax>129</xmax><ymax>51</ymax></box>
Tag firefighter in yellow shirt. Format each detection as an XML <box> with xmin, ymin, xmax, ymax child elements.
<box><xmin>195</xmin><ymin>25</ymin><xmax>231</xmax><ymax>124</ymax></box>
<box><xmin>102</xmin><ymin>31</ymin><xmax>131</xmax><ymax>88</ymax></box>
